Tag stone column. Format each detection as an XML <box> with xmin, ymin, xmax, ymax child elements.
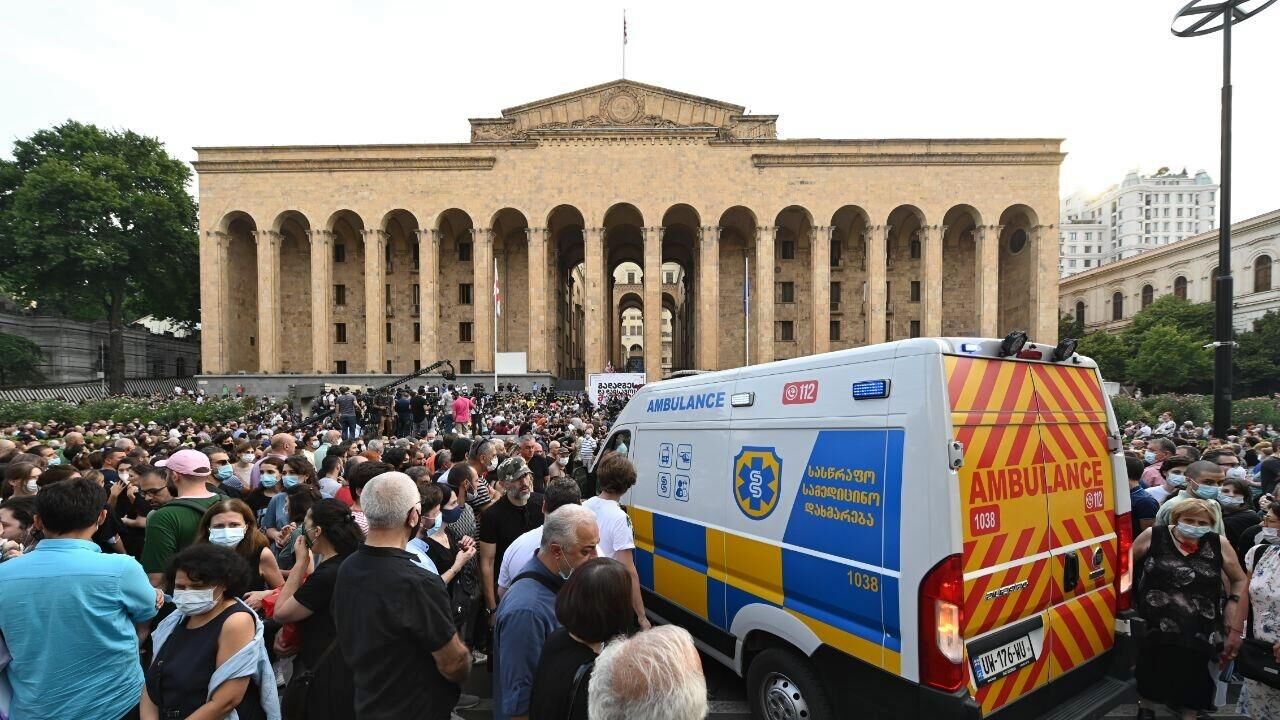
<box><xmin>1033</xmin><ymin>224</ymin><xmax>1058</xmax><ymax>343</ymax></box>
<box><xmin>976</xmin><ymin>225</ymin><xmax>1003</xmax><ymax>337</ymax></box>
<box><xmin>811</xmin><ymin>225</ymin><xmax>833</xmax><ymax>355</ymax></box>
<box><xmin>698</xmin><ymin>226</ymin><xmax>721</xmax><ymax>370</ymax></box>
<box><xmin>472</xmin><ymin>227</ymin><xmax>494</xmax><ymax>372</ymax></box>
<box><xmin>363</xmin><ymin>229</ymin><xmax>387</xmax><ymax>373</ymax></box>
<box><xmin>526</xmin><ymin>227</ymin><xmax>548</xmax><ymax>373</ymax></box>
<box><xmin>866</xmin><ymin>225</ymin><xmax>889</xmax><ymax>344</ymax></box>
<box><xmin>201</xmin><ymin>231</ymin><xmax>230</xmax><ymax>374</ymax></box>
<box><xmin>416</xmin><ymin>228</ymin><xmax>440</xmax><ymax>370</ymax></box>
<box><xmin>754</xmin><ymin>226</ymin><xmax>776</xmax><ymax>363</ymax></box>
<box><xmin>254</xmin><ymin>230</ymin><xmax>282</xmax><ymax>373</ymax></box>
<box><xmin>309</xmin><ymin>230</ymin><xmax>335</xmax><ymax>374</ymax></box>
<box><xmin>583</xmin><ymin>227</ymin><xmax>606</xmax><ymax>374</ymax></box>
<box><xmin>643</xmin><ymin>226</ymin><xmax>663</xmax><ymax>381</ymax></box>
<box><xmin>922</xmin><ymin>224</ymin><xmax>946</xmax><ymax>337</ymax></box>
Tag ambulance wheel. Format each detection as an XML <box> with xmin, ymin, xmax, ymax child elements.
<box><xmin>746</xmin><ymin>648</ymin><xmax>834</xmax><ymax>720</ymax></box>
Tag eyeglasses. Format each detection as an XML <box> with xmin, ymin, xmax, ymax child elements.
<box><xmin>140</xmin><ymin>487</ymin><xmax>168</xmax><ymax>497</ymax></box>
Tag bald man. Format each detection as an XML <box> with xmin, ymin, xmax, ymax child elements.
<box><xmin>249</xmin><ymin>432</ymin><xmax>298</xmax><ymax>489</ymax></box>
<box><xmin>58</xmin><ymin>432</ymin><xmax>85</xmax><ymax>465</ymax></box>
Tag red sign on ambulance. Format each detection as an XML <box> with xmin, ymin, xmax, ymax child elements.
<box><xmin>782</xmin><ymin>380</ymin><xmax>818</xmax><ymax>405</ymax></box>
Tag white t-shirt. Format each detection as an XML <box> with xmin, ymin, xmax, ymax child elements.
<box><xmin>1146</xmin><ymin>484</ymin><xmax>1173</xmax><ymax>505</ymax></box>
<box><xmin>584</xmin><ymin>496</ymin><xmax>635</xmax><ymax>559</ymax></box>
<box><xmin>497</xmin><ymin>526</ymin><xmax>543</xmax><ymax>592</ymax></box>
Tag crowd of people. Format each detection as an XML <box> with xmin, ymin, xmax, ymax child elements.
<box><xmin>1125</xmin><ymin>412</ymin><xmax>1280</xmax><ymax>719</ymax></box>
<box><xmin>0</xmin><ymin>383</ymin><xmax>711</xmax><ymax>720</ymax></box>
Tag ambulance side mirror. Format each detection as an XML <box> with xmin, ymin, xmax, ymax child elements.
<box><xmin>948</xmin><ymin>440</ymin><xmax>965</xmax><ymax>470</ymax></box>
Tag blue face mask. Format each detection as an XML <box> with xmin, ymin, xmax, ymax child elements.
<box><xmin>283</xmin><ymin>474</ymin><xmax>301</xmax><ymax>489</ymax></box>
<box><xmin>1143</xmin><ymin>451</ymin><xmax>1156</xmax><ymax>464</ymax></box>
<box><xmin>216</xmin><ymin>465</ymin><xmax>234</xmax><ymax>480</ymax></box>
<box><xmin>260</xmin><ymin>474</ymin><xmax>279</xmax><ymax>488</ymax></box>
<box><xmin>1176</xmin><ymin>522</ymin><xmax>1212</xmax><ymax>539</ymax></box>
<box><xmin>1167</xmin><ymin>473</ymin><xmax>1187</xmax><ymax>488</ymax></box>
<box><xmin>47</xmin><ymin>456</ymin><xmax>61</xmax><ymax>466</ymax></box>
<box><xmin>1193</xmin><ymin>484</ymin><xmax>1220</xmax><ymax>500</ymax></box>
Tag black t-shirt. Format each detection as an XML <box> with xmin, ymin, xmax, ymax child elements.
<box><xmin>411</xmin><ymin>395</ymin><xmax>428</xmax><ymax>422</ymax></box>
<box><xmin>529</xmin><ymin>627</ymin><xmax>594</xmax><ymax>720</ymax></box>
<box><xmin>332</xmin><ymin>545</ymin><xmax>459</xmax><ymax>720</ymax></box>
<box><xmin>1224</xmin><ymin>509</ymin><xmax>1263</xmax><ymax>552</ymax></box>
<box><xmin>479</xmin><ymin>494</ymin><xmax>545</xmax><ymax>591</ymax></box>
<box><xmin>1260</xmin><ymin>457</ymin><xmax>1280</xmax><ymax>494</ymax></box>
<box><xmin>93</xmin><ymin>503</ymin><xmax>121</xmax><ymax>554</ymax></box>
<box><xmin>528</xmin><ymin>455</ymin><xmax>550</xmax><ymax>493</ymax></box>
<box><xmin>294</xmin><ymin>553</ymin><xmax>349</xmax><ymax>671</ymax></box>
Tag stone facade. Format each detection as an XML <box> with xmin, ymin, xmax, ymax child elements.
<box><xmin>1059</xmin><ymin>208</ymin><xmax>1280</xmax><ymax>333</ymax></box>
<box><xmin>195</xmin><ymin>80</ymin><xmax>1063</xmax><ymax>382</ymax></box>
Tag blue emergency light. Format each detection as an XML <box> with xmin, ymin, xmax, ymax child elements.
<box><xmin>851</xmin><ymin>379</ymin><xmax>891</xmax><ymax>400</ymax></box>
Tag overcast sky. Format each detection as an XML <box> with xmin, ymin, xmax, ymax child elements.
<box><xmin>2</xmin><ymin>0</ymin><xmax>1277</xmax><ymax>220</ymax></box>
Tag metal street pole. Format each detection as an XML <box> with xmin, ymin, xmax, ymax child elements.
<box><xmin>1172</xmin><ymin>0</ymin><xmax>1275</xmax><ymax>437</ymax></box>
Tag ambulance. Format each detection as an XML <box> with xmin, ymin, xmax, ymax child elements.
<box><xmin>595</xmin><ymin>335</ymin><xmax>1137</xmax><ymax>719</ymax></box>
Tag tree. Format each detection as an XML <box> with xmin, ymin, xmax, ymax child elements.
<box><xmin>0</xmin><ymin>332</ymin><xmax>45</xmax><ymax>386</ymax></box>
<box><xmin>1235</xmin><ymin>310</ymin><xmax>1280</xmax><ymax>397</ymax></box>
<box><xmin>1059</xmin><ymin>312</ymin><xmax>1083</xmax><ymax>342</ymax></box>
<box><xmin>1126</xmin><ymin>323</ymin><xmax>1213</xmax><ymax>393</ymax></box>
<box><xmin>1076</xmin><ymin>330</ymin><xmax>1127</xmax><ymax>382</ymax></box>
<box><xmin>0</xmin><ymin>121</ymin><xmax>198</xmax><ymax>392</ymax></box>
<box><xmin>1126</xmin><ymin>294</ymin><xmax>1214</xmax><ymax>339</ymax></box>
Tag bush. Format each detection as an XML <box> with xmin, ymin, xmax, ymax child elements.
<box><xmin>1140</xmin><ymin>394</ymin><xmax>1212</xmax><ymax>426</ymax></box>
<box><xmin>1108</xmin><ymin>395</ymin><xmax>1150</xmax><ymax>426</ymax></box>
<box><xmin>0</xmin><ymin>396</ymin><xmax>252</xmax><ymax>427</ymax></box>
<box><xmin>1233</xmin><ymin>397</ymin><xmax>1280</xmax><ymax>428</ymax></box>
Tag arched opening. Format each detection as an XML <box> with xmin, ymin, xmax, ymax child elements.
<box><xmin>326</xmin><ymin>210</ymin><xmax>366</xmax><ymax>375</ymax></box>
<box><xmin>1141</xmin><ymin>283</ymin><xmax>1154</xmax><ymax>309</ymax></box>
<box><xmin>616</xmin><ymin>290</ymin><xmax>644</xmax><ymax>373</ymax></box>
<box><xmin>548</xmin><ymin>205</ymin><xmax>586</xmax><ymax>380</ymax></box>
<box><xmin>273</xmin><ymin>211</ymin><xmax>313</xmax><ymax>373</ymax></box>
<box><xmin>773</xmin><ymin>205</ymin><xmax>815</xmax><ymax>358</ymax></box>
<box><xmin>998</xmin><ymin>205</ymin><xmax>1039</xmax><ymax>334</ymax></box>
<box><xmin>1256</xmin><ymin>255</ymin><xmax>1272</xmax><ymax>293</ymax></box>
<box><xmin>662</xmin><ymin>292</ymin><xmax>686</xmax><ymax>374</ymax></box>
<box><xmin>603</xmin><ymin>203</ymin><xmax>645</xmax><ymax>372</ymax></box>
<box><xmin>381</xmin><ymin>209</ymin><xmax>420</xmax><ymax>374</ymax></box>
<box><xmin>942</xmin><ymin>205</ymin><xmax>983</xmax><ymax>336</ymax></box>
<box><xmin>491</xmin><ymin>208</ymin><xmax>530</xmax><ymax>362</ymax></box>
<box><xmin>1112</xmin><ymin>291</ymin><xmax>1124</xmax><ymax>321</ymax></box>
<box><xmin>1174</xmin><ymin>275</ymin><xmax>1188</xmax><ymax>300</ymax></box>
<box><xmin>436</xmin><ymin>209</ymin><xmax>474</xmax><ymax>374</ymax></box>
<box><xmin>1075</xmin><ymin>300</ymin><xmax>1086</xmax><ymax>325</ymax></box>
<box><xmin>717</xmin><ymin>206</ymin><xmax>758</xmax><ymax>367</ymax></box>
<box><xmin>886</xmin><ymin>205</ymin><xmax>926</xmax><ymax>340</ymax></box>
<box><xmin>660</xmin><ymin>204</ymin><xmax>699</xmax><ymax>374</ymax></box>
<box><xmin>830</xmin><ymin>205</ymin><xmax>870</xmax><ymax>349</ymax></box>
<box><xmin>220</xmin><ymin>211</ymin><xmax>258</xmax><ymax>373</ymax></box>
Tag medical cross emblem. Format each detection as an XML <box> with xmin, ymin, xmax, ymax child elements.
<box><xmin>733</xmin><ymin>446</ymin><xmax>782</xmax><ymax>520</ymax></box>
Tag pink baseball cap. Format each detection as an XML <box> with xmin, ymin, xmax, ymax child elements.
<box><xmin>156</xmin><ymin>448</ymin><xmax>212</xmax><ymax>477</ymax></box>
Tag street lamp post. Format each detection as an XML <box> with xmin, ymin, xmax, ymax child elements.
<box><xmin>1171</xmin><ymin>0</ymin><xmax>1275</xmax><ymax>438</ymax></box>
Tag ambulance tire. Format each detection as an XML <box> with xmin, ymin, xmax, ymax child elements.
<box><xmin>746</xmin><ymin>647</ymin><xmax>835</xmax><ymax>720</ymax></box>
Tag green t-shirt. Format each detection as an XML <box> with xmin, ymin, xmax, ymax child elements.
<box><xmin>140</xmin><ymin>495</ymin><xmax>224</xmax><ymax>574</ymax></box>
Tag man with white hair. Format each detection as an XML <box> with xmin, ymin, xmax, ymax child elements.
<box><xmin>588</xmin><ymin>625</ymin><xmax>708</xmax><ymax>720</ymax></box>
<box><xmin>333</xmin><ymin>471</ymin><xmax>471</xmax><ymax>719</ymax></box>
<box><xmin>314</xmin><ymin>429</ymin><xmax>342</xmax><ymax>468</ymax></box>
<box><xmin>492</xmin><ymin>504</ymin><xmax>599</xmax><ymax>720</ymax></box>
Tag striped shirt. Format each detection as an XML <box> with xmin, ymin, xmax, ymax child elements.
<box><xmin>578</xmin><ymin>436</ymin><xmax>598</xmax><ymax>466</ymax></box>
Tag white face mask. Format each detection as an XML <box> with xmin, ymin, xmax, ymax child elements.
<box><xmin>209</xmin><ymin>527</ymin><xmax>247</xmax><ymax>547</ymax></box>
<box><xmin>25</xmin><ymin>479</ymin><xmax>39</xmax><ymax>493</ymax></box>
<box><xmin>172</xmin><ymin>588</ymin><xmax>219</xmax><ymax>616</ymax></box>
<box><xmin>1262</xmin><ymin>527</ymin><xmax>1280</xmax><ymax>542</ymax></box>
<box><xmin>557</xmin><ymin>457</ymin><xmax>569</xmax><ymax>467</ymax></box>
<box><xmin>488</xmin><ymin>457</ymin><xmax>499</xmax><ymax>472</ymax></box>
<box><xmin>240</xmin><ymin>453</ymin><xmax>255</xmax><ymax>464</ymax></box>
<box><xmin>311</xmin><ymin>440</ymin><xmax>320</xmax><ymax>449</ymax></box>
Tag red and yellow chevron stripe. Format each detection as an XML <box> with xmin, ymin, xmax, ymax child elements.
<box><xmin>946</xmin><ymin>356</ymin><xmax>1039</xmax><ymax>426</ymax></box>
<box><xmin>972</xmin><ymin>614</ymin><xmax>1054</xmax><ymax>716</ymax></box>
<box><xmin>963</xmin><ymin>557</ymin><xmax>1055</xmax><ymax>638</ymax></box>
<box><xmin>1049</xmin><ymin>587</ymin><xmax>1117</xmax><ymax>677</ymax></box>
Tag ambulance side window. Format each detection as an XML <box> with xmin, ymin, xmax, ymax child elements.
<box><xmin>604</xmin><ymin>430</ymin><xmax>631</xmax><ymax>458</ymax></box>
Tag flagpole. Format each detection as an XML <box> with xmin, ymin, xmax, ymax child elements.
<box><xmin>493</xmin><ymin>256</ymin><xmax>499</xmax><ymax>395</ymax></box>
<box><xmin>622</xmin><ymin>9</ymin><xmax>627</xmax><ymax>79</ymax></box>
<box><xmin>744</xmin><ymin>255</ymin><xmax>750</xmax><ymax>365</ymax></box>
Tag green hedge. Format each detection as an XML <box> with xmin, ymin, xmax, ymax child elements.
<box><xmin>0</xmin><ymin>396</ymin><xmax>253</xmax><ymax>427</ymax></box>
<box><xmin>1108</xmin><ymin>392</ymin><xmax>1280</xmax><ymax>429</ymax></box>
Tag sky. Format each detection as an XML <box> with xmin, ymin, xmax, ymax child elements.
<box><xmin>2</xmin><ymin>0</ymin><xmax>1277</xmax><ymax>220</ymax></box>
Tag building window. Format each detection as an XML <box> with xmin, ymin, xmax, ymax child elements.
<box><xmin>460</xmin><ymin>359</ymin><xmax>473</xmax><ymax>374</ymax></box>
<box><xmin>664</xmin><ymin>272</ymin><xmax>674</xmax><ymax>283</ymax></box>
<box><xmin>458</xmin><ymin>241</ymin><xmax>472</xmax><ymax>262</ymax></box>
<box><xmin>385</xmin><ymin>283</ymin><xmax>392</xmax><ymax>308</ymax></box>
<box><xmin>385</xmin><ymin>243</ymin><xmax>394</xmax><ymax>273</ymax></box>
<box><xmin>1256</xmin><ymin>256</ymin><xmax>1273</xmax><ymax>292</ymax></box>
<box><xmin>627</xmin><ymin>272</ymin><xmax>636</xmax><ymax>284</ymax></box>
<box><xmin>459</xmin><ymin>283</ymin><xmax>473</xmax><ymax>305</ymax></box>
<box><xmin>1084</xmin><ymin>260</ymin><xmax>1092</xmax><ymax>268</ymax></box>
<box><xmin>1009</xmin><ymin>229</ymin><xmax>1028</xmax><ymax>254</ymax></box>
<box><xmin>1068</xmin><ymin>259</ymin><xmax>1077</xmax><ymax>268</ymax></box>
<box><xmin>1210</xmin><ymin>267</ymin><xmax>1220</xmax><ymax>301</ymax></box>
<box><xmin>335</xmin><ymin>360</ymin><xmax>347</xmax><ymax>374</ymax></box>
<box><xmin>459</xmin><ymin>322</ymin><xmax>473</xmax><ymax>342</ymax></box>
<box><xmin>385</xmin><ymin>322</ymin><xmax>392</xmax><ymax>344</ymax></box>
<box><xmin>778</xmin><ymin>282</ymin><xmax>795</xmax><ymax>303</ymax></box>
<box><xmin>334</xmin><ymin>284</ymin><xmax>347</xmax><ymax>307</ymax></box>
<box><xmin>1141</xmin><ymin>284</ymin><xmax>1154</xmax><ymax>309</ymax></box>
<box><xmin>411</xmin><ymin>284</ymin><xmax>420</xmax><ymax>312</ymax></box>
<box><xmin>334</xmin><ymin>243</ymin><xmax>346</xmax><ymax>263</ymax></box>
<box><xmin>780</xmin><ymin>240</ymin><xmax>796</xmax><ymax>260</ymax></box>
<box><xmin>830</xmin><ymin>320</ymin><xmax>841</xmax><ymax>341</ymax></box>
<box><xmin>831</xmin><ymin>281</ymin><xmax>841</xmax><ymax>309</ymax></box>
<box><xmin>1075</xmin><ymin>301</ymin><xmax>1085</xmax><ymax>323</ymax></box>
<box><xmin>910</xmin><ymin>281</ymin><xmax>921</xmax><ymax>302</ymax></box>
<box><xmin>909</xmin><ymin>237</ymin><xmax>921</xmax><ymax>259</ymax></box>
<box><xmin>335</xmin><ymin>323</ymin><xmax>347</xmax><ymax>343</ymax></box>
<box><xmin>909</xmin><ymin>320</ymin><xmax>921</xmax><ymax>338</ymax></box>
<box><xmin>1112</xmin><ymin>292</ymin><xmax>1124</xmax><ymax>320</ymax></box>
<box><xmin>411</xmin><ymin>243</ymin><xmax>420</xmax><ymax>270</ymax></box>
<box><xmin>386</xmin><ymin>360</ymin><xmax>392</xmax><ymax>374</ymax></box>
<box><xmin>830</xmin><ymin>241</ymin><xmax>842</xmax><ymax>266</ymax></box>
<box><xmin>775</xmin><ymin>321</ymin><xmax>795</xmax><ymax>342</ymax></box>
<box><xmin>414</xmin><ymin>359</ymin><xmax>421</xmax><ymax>371</ymax></box>
<box><xmin>413</xmin><ymin>322</ymin><xmax>421</xmax><ymax>343</ymax></box>
<box><xmin>176</xmin><ymin>357</ymin><xmax>186</xmax><ymax>377</ymax></box>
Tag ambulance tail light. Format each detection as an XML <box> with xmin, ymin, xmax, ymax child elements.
<box><xmin>1115</xmin><ymin>513</ymin><xmax>1134</xmax><ymax>611</ymax></box>
<box><xmin>919</xmin><ymin>554</ymin><xmax>965</xmax><ymax>692</ymax></box>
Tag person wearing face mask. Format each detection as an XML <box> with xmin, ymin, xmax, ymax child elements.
<box><xmin>1218</xmin><ymin>476</ymin><xmax>1262</xmax><ymax>552</ymax></box>
<box><xmin>1131</xmin><ymin>499</ymin><xmax>1248</xmax><ymax>720</ymax></box>
<box><xmin>143</xmin><ymin>543</ymin><xmax>279</xmax><ymax>720</ymax></box>
<box><xmin>479</xmin><ymin>458</ymin><xmax>546</xmax><ymax>630</ymax></box>
<box><xmin>244</xmin><ymin>457</ymin><xmax>285</xmax><ymax>526</ymax></box>
<box><xmin>493</xmin><ymin>504</ymin><xmax>600</xmax><ymax>720</ymax></box>
<box><xmin>1239</xmin><ymin>502</ymin><xmax>1280</xmax><ymax>718</ymax></box>
<box><xmin>1140</xmin><ymin>437</ymin><xmax>1177</xmax><ymax>489</ymax></box>
<box><xmin>464</xmin><ymin>438</ymin><xmax>499</xmax><ymax>514</ymax></box>
<box><xmin>261</xmin><ymin>456</ymin><xmax>317</xmax><ymax>547</ymax></box>
<box><xmin>1146</xmin><ymin>455</ymin><xmax>1193</xmax><ymax>506</ymax></box>
<box><xmin>195</xmin><ymin>499</ymin><xmax>284</xmax><ymax>611</ymax></box>
<box><xmin>3</xmin><ymin>460</ymin><xmax>40</xmax><ymax>500</ymax></box>
<box><xmin>232</xmin><ymin>440</ymin><xmax>258</xmax><ymax>487</ymax></box>
<box><xmin>1155</xmin><ymin>460</ymin><xmax>1228</xmax><ymax>534</ymax></box>
<box><xmin>410</xmin><ymin>482</ymin><xmax>478</xmax><ymax>586</ymax></box>
<box><xmin>333</xmin><ymin>471</ymin><xmax>473</xmax><ymax>720</ymax></box>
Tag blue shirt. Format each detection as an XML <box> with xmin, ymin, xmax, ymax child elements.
<box><xmin>263</xmin><ymin>490</ymin><xmax>290</xmax><ymax>530</ymax></box>
<box><xmin>0</xmin><ymin>539</ymin><xmax>158</xmax><ymax>720</ymax></box>
<box><xmin>406</xmin><ymin>537</ymin><xmax>441</xmax><ymax>575</ymax></box>
<box><xmin>1130</xmin><ymin>485</ymin><xmax>1159</xmax><ymax>537</ymax></box>
<box><xmin>492</xmin><ymin>557</ymin><xmax>562</xmax><ymax>719</ymax></box>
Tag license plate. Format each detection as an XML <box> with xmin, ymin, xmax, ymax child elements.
<box><xmin>971</xmin><ymin>635</ymin><xmax>1035</xmax><ymax>686</ymax></box>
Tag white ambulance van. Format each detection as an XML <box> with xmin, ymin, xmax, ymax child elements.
<box><xmin>594</xmin><ymin>336</ymin><xmax>1137</xmax><ymax>720</ymax></box>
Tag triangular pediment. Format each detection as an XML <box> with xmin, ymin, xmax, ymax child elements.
<box><xmin>469</xmin><ymin>80</ymin><xmax>776</xmax><ymax>142</ymax></box>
